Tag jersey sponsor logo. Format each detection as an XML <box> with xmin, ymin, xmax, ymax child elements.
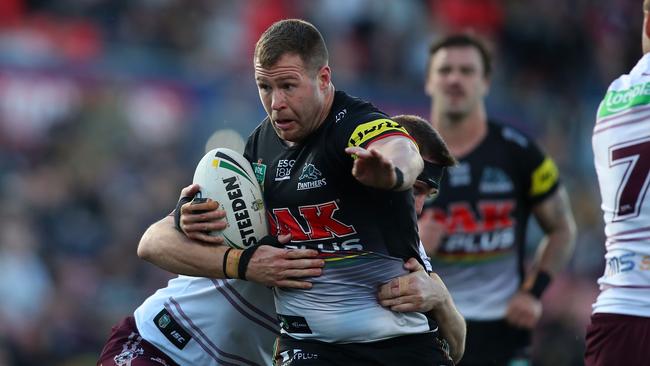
<box><xmin>268</xmin><ymin>201</ymin><xmax>356</xmax><ymax>242</ymax></box>
<box><xmin>598</xmin><ymin>82</ymin><xmax>650</xmax><ymax>118</ymax></box>
<box><xmin>275</xmin><ymin>159</ymin><xmax>295</xmax><ymax>181</ymax></box>
<box><xmin>252</xmin><ymin>161</ymin><xmax>267</xmax><ymax>186</ymax></box>
<box><xmin>297</xmin><ymin>164</ymin><xmax>327</xmax><ymax>191</ymax></box>
<box><xmin>335</xmin><ymin>108</ymin><xmax>347</xmax><ymax>123</ymax></box>
<box><xmin>422</xmin><ymin>200</ymin><xmax>516</xmax><ymax>261</ymax></box>
<box><xmin>479</xmin><ymin>167</ymin><xmax>513</xmax><ymax>193</ymax></box>
<box><xmin>277</xmin><ymin>314</ymin><xmax>312</xmax><ymax>334</ymax></box>
<box><xmin>448</xmin><ymin>162</ymin><xmax>471</xmax><ymax>187</ymax></box>
<box><xmin>347</xmin><ymin>118</ymin><xmax>410</xmax><ymax>148</ymax></box>
<box><xmin>277</xmin><ymin>348</ymin><xmax>320</xmax><ymax>366</ymax></box>
<box><xmin>154</xmin><ymin>309</ymin><xmax>192</xmax><ymax>350</ymax></box>
<box><xmin>530</xmin><ymin>157</ymin><xmax>559</xmax><ymax>197</ymax></box>
<box><xmin>605</xmin><ymin>252</ymin><xmax>650</xmax><ymax>277</ymax></box>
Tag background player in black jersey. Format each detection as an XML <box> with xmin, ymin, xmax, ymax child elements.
<box><xmin>418</xmin><ymin>34</ymin><xmax>577</xmax><ymax>366</ymax></box>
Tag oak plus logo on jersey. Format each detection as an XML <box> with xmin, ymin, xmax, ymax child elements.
<box><xmin>297</xmin><ymin>163</ymin><xmax>327</xmax><ymax>190</ymax></box>
<box><xmin>275</xmin><ymin>159</ymin><xmax>295</xmax><ymax>181</ymax></box>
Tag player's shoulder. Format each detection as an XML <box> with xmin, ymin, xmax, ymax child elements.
<box><xmin>331</xmin><ymin>90</ymin><xmax>387</xmax><ymax>126</ymax></box>
<box><xmin>488</xmin><ymin>120</ymin><xmax>536</xmax><ymax>150</ymax></box>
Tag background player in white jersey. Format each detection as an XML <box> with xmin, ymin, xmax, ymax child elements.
<box><xmin>584</xmin><ymin>2</ymin><xmax>650</xmax><ymax>365</ymax></box>
<box><xmin>418</xmin><ymin>34</ymin><xmax>577</xmax><ymax>365</ymax></box>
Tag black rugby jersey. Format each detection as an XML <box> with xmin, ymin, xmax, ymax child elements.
<box><xmin>420</xmin><ymin>121</ymin><xmax>560</xmax><ymax>320</ymax></box>
<box><xmin>244</xmin><ymin>90</ymin><xmax>434</xmax><ymax>342</ymax></box>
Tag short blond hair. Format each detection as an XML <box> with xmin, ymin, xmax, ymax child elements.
<box><xmin>645</xmin><ymin>0</ymin><xmax>650</xmax><ymax>12</ymax></box>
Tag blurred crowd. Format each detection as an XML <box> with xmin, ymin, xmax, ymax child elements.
<box><xmin>0</xmin><ymin>1</ymin><xmax>643</xmax><ymax>365</ymax></box>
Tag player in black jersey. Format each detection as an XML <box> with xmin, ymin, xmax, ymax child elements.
<box><xmin>419</xmin><ymin>34</ymin><xmax>577</xmax><ymax>366</ymax></box>
<box><xmin>131</xmin><ymin>19</ymin><xmax>464</xmax><ymax>366</ymax></box>
<box><xmin>246</xmin><ymin>19</ymin><xmax>450</xmax><ymax>365</ymax></box>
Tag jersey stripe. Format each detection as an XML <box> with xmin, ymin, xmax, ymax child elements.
<box><xmin>211</xmin><ymin>281</ymin><xmax>279</xmax><ymax>335</ymax></box>
<box><xmin>165</xmin><ymin>299</ymin><xmax>250</xmax><ymax>366</ymax></box>
<box><xmin>214</xmin><ymin>279</ymin><xmax>279</xmax><ymax>328</ymax></box>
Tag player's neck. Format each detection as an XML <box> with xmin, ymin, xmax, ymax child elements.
<box><xmin>431</xmin><ymin>104</ymin><xmax>488</xmax><ymax>158</ymax></box>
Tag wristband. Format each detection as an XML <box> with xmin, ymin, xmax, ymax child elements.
<box><xmin>174</xmin><ymin>196</ymin><xmax>194</xmax><ymax>233</ymax></box>
<box><xmin>238</xmin><ymin>244</ymin><xmax>263</xmax><ymax>280</ymax></box>
<box><xmin>223</xmin><ymin>248</ymin><xmax>243</xmax><ymax>279</ymax></box>
<box><xmin>528</xmin><ymin>270</ymin><xmax>552</xmax><ymax>299</ymax></box>
<box><xmin>392</xmin><ymin>167</ymin><xmax>405</xmax><ymax>190</ymax></box>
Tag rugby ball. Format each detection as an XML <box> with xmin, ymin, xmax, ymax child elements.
<box><xmin>192</xmin><ymin>148</ymin><xmax>268</xmax><ymax>249</ymax></box>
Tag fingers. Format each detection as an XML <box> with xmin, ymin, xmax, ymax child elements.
<box><xmin>179</xmin><ymin>183</ymin><xmax>200</xmax><ymax>199</ymax></box>
<box><xmin>378</xmin><ymin>276</ymin><xmax>411</xmax><ymax>300</ymax></box>
<box><xmin>403</xmin><ymin>257</ymin><xmax>425</xmax><ymax>272</ymax></box>
<box><xmin>277</xmin><ymin>233</ymin><xmax>292</xmax><ymax>244</ymax></box>
<box><xmin>185</xmin><ymin>231</ymin><xmax>225</xmax><ymax>245</ymax></box>
<box><xmin>275</xmin><ymin>279</ymin><xmax>314</xmax><ymax>289</ymax></box>
<box><xmin>285</xmin><ymin>249</ymin><xmax>322</xmax><ymax>260</ymax></box>
<box><xmin>280</xmin><ymin>268</ymin><xmax>323</xmax><ymax>278</ymax></box>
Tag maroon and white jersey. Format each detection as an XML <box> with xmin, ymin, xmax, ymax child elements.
<box><xmin>592</xmin><ymin>53</ymin><xmax>650</xmax><ymax>317</ymax></box>
<box><xmin>133</xmin><ymin>277</ymin><xmax>278</xmax><ymax>366</ymax></box>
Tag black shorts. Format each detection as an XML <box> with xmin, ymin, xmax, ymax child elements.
<box><xmin>97</xmin><ymin>316</ymin><xmax>179</xmax><ymax>366</ymax></box>
<box><xmin>584</xmin><ymin>312</ymin><xmax>650</xmax><ymax>366</ymax></box>
<box><xmin>458</xmin><ymin>319</ymin><xmax>530</xmax><ymax>366</ymax></box>
<box><xmin>273</xmin><ymin>332</ymin><xmax>453</xmax><ymax>366</ymax></box>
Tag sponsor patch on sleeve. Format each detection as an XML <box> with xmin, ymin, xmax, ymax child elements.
<box><xmin>347</xmin><ymin>118</ymin><xmax>413</xmax><ymax>148</ymax></box>
<box><xmin>530</xmin><ymin>157</ymin><xmax>559</xmax><ymax>197</ymax></box>
<box><xmin>154</xmin><ymin>308</ymin><xmax>192</xmax><ymax>350</ymax></box>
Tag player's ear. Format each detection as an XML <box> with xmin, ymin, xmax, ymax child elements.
<box><xmin>317</xmin><ymin>65</ymin><xmax>331</xmax><ymax>89</ymax></box>
<box><xmin>645</xmin><ymin>12</ymin><xmax>650</xmax><ymax>40</ymax></box>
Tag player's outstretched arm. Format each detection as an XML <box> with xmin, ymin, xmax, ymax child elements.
<box><xmin>345</xmin><ymin>135</ymin><xmax>423</xmax><ymax>191</ymax></box>
<box><xmin>377</xmin><ymin>258</ymin><xmax>466</xmax><ymax>363</ymax></box>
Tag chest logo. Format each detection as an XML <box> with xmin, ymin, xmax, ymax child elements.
<box><xmin>275</xmin><ymin>159</ymin><xmax>295</xmax><ymax>181</ymax></box>
<box><xmin>479</xmin><ymin>167</ymin><xmax>513</xmax><ymax>193</ymax></box>
<box><xmin>297</xmin><ymin>164</ymin><xmax>327</xmax><ymax>191</ymax></box>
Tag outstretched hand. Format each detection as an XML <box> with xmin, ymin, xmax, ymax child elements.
<box><xmin>345</xmin><ymin>146</ymin><xmax>397</xmax><ymax>190</ymax></box>
<box><xmin>177</xmin><ymin>184</ymin><xmax>228</xmax><ymax>244</ymax></box>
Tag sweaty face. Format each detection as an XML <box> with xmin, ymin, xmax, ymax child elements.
<box><xmin>254</xmin><ymin>53</ymin><xmax>329</xmax><ymax>144</ymax></box>
<box><xmin>426</xmin><ymin>46</ymin><xmax>488</xmax><ymax>121</ymax></box>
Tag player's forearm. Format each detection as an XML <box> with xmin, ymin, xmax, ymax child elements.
<box><xmin>377</xmin><ymin>137</ymin><xmax>424</xmax><ymax>190</ymax></box>
<box><xmin>429</xmin><ymin>296</ymin><xmax>466</xmax><ymax>363</ymax></box>
<box><xmin>137</xmin><ymin>216</ymin><xmax>227</xmax><ymax>278</ymax></box>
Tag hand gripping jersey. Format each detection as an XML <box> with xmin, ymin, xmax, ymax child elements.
<box><xmin>591</xmin><ymin>53</ymin><xmax>650</xmax><ymax>317</ymax></box>
<box><xmin>420</xmin><ymin>122</ymin><xmax>560</xmax><ymax>320</ymax></box>
<box><xmin>133</xmin><ymin>277</ymin><xmax>278</xmax><ymax>366</ymax></box>
<box><xmin>245</xmin><ymin>90</ymin><xmax>435</xmax><ymax>343</ymax></box>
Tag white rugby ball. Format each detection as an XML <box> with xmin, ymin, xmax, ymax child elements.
<box><xmin>192</xmin><ymin>148</ymin><xmax>268</xmax><ymax>249</ymax></box>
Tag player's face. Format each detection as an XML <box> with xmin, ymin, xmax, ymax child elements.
<box><xmin>425</xmin><ymin>46</ymin><xmax>489</xmax><ymax>120</ymax></box>
<box><xmin>413</xmin><ymin>180</ymin><xmax>438</xmax><ymax>215</ymax></box>
<box><xmin>255</xmin><ymin>53</ymin><xmax>331</xmax><ymax>144</ymax></box>
<box><xmin>643</xmin><ymin>11</ymin><xmax>650</xmax><ymax>54</ymax></box>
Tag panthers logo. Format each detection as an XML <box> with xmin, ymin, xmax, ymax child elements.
<box><xmin>299</xmin><ymin>164</ymin><xmax>321</xmax><ymax>181</ymax></box>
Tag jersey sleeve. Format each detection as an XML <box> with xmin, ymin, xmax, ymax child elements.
<box><xmin>503</xmin><ymin>126</ymin><xmax>560</xmax><ymax>205</ymax></box>
<box><xmin>344</xmin><ymin>115</ymin><xmax>416</xmax><ymax>149</ymax></box>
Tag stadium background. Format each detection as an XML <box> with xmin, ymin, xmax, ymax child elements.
<box><xmin>0</xmin><ymin>1</ymin><xmax>640</xmax><ymax>365</ymax></box>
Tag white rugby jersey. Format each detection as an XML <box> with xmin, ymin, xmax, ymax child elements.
<box><xmin>133</xmin><ymin>276</ymin><xmax>278</xmax><ymax>366</ymax></box>
<box><xmin>592</xmin><ymin>52</ymin><xmax>650</xmax><ymax>317</ymax></box>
